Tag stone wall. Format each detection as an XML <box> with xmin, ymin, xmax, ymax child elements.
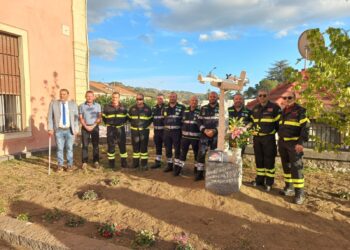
<box><xmin>244</xmin><ymin>146</ymin><xmax>350</xmax><ymax>173</ymax></box>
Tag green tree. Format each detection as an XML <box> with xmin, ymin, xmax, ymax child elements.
<box><xmin>266</xmin><ymin>60</ymin><xmax>290</xmax><ymax>82</ymax></box>
<box><xmin>290</xmin><ymin>27</ymin><xmax>350</xmax><ymax>147</ymax></box>
<box><xmin>243</xmin><ymin>87</ymin><xmax>257</xmax><ymax>99</ymax></box>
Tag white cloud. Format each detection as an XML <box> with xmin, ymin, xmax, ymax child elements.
<box><xmin>180</xmin><ymin>38</ymin><xmax>188</xmax><ymax>46</ymax></box>
<box><xmin>153</xmin><ymin>0</ymin><xmax>350</xmax><ymax>32</ymax></box>
<box><xmin>88</xmin><ymin>0</ymin><xmax>151</xmax><ymax>25</ymax></box>
<box><xmin>132</xmin><ymin>0</ymin><xmax>151</xmax><ymax>10</ymax></box>
<box><xmin>199</xmin><ymin>30</ymin><xmax>234</xmax><ymax>41</ymax></box>
<box><xmin>332</xmin><ymin>21</ymin><xmax>346</xmax><ymax>27</ymax></box>
<box><xmin>182</xmin><ymin>47</ymin><xmax>194</xmax><ymax>55</ymax></box>
<box><xmin>90</xmin><ymin>38</ymin><xmax>122</xmax><ymax>60</ymax></box>
<box><xmin>275</xmin><ymin>29</ymin><xmax>289</xmax><ymax>39</ymax></box>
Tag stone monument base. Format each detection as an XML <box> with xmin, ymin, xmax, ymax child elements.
<box><xmin>205</xmin><ymin>148</ymin><xmax>242</xmax><ymax>195</ymax></box>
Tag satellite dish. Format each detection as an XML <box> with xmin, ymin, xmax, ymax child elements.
<box><xmin>298</xmin><ymin>30</ymin><xmax>312</xmax><ymax>60</ymax></box>
<box><xmin>298</xmin><ymin>29</ymin><xmax>324</xmax><ymax>60</ymax></box>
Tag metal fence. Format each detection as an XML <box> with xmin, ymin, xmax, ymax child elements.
<box><xmin>304</xmin><ymin>121</ymin><xmax>349</xmax><ymax>151</ymax></box>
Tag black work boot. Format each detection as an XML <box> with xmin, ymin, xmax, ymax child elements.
<box><xmin>173</xmin><ymin>165</ymin><xmax>182</xmax><ymax>176</ymax></box>
<box><xmin>163</xmin><ymin>162</ymin><xmax>173</xmax><ymax>172</ymax></box>
<box><xmin>279</xmin><ymin>183</ymin><xmax>295</xmax><ymax>196</ymax></box>
<box><xmin>133</xmin><ymin>158</ymin><xmax>140</xmax><ymax>168</ymax></box>
<box><xmin>121</xmin><ymin>158</ymin><xmax>128</xmax><ymax>168</ymax></box>
<box><xmin>194</xmin><ymin>170</ymin><xmax>204</xmax><ymax>181</ymax></box>
<box><xmin>294</xmin><ymin>189</ymin><xmax>305</xmax><ymax>205</ymax></box>
<box><xmin>108</xmin><ymin>159</ymin><xmax>115</xmax><ymax>169</ymax></box>
<box><xmin>151</xmin><ymin>160</ymin><xmax>161</xmax><ymax>169</ymax></box>
<box><xmin>141</xmin><ymin>159</ymin><xmax>148</xmax><ymax>170</ymax></box>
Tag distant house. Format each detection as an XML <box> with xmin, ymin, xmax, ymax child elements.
<box><xmin>0</xmin><ymin>0</ymin><xmax>88</xmax><ymax>157</ymax></box>
<box><xmin>89</xmin><ymin>81</ymin><xmax>137</xmax><ymax>100</ymax></box>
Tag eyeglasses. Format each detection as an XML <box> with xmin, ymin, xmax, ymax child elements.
<box><xmin>258</xmin><ymin>94</ymin><xmax>267</xmax><ymax>98</ymax></box>
<box><xmin>282</xmin><ymin>96</ymin><xmax>293</xmax><ymax>100</ymax></box>
<box><xmin>136</xmin><ymin>98</ymin><xmax>144</xmax><ymax>101</ymax></box>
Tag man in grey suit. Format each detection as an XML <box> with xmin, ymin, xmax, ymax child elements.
<box><xmin>48</xmin><ymin>89</ymin><xmax>79</xmax><ymax>172</ymax></box>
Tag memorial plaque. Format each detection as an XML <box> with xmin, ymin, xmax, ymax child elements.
<box><xmin>205</xmin><ymin>149</ymin><xmax>242</xmax><ymax>195</ymax></box>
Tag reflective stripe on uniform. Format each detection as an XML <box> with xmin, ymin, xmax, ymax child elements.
<box><xmin>133</xmin><ymin>152</ymin><xmax>140</xmax><ymax>158</ymax></box>
<box><xmin>139</xmin><ymin>116</ymin><xmax>152</xmax><ymax>120</ymax></box>
<box><xmin>202</xmin><ymin>116</ymin><xmax>219</xmax><ymax>120</ymax></box>
<box><xmin>299</xmin><ymin>117</ymin><xmax>310</xmax><ymax>124</ymax></box>
<box><xmin>280</xmin><ymin>120</ymin><xmax>300</xmax><ymax>126</ymax></box>
<box><xmin>283</xmin><ymin>137</ymin><xmax>299</xmax><ymax>141</ymax></box>
<box><xmin>293</xmin><ymin>178</ymin><xmax>305</xmax><ymax>188</ymax></box>
<box><xmin>120</xmin><ymin>152</ymin><xmax>128</xmax><ymax>158</ymax></box>
<box><xmin>154</xmin><ymin>126</ymin><xmax>164</xmax><ymax>130</ymax></box>
<box><xmin>153</xmin><ymin>115</ymin><xmax>163</xmax><ymax>119</ymax></box>
<box><xmin>183</xmin><ymin>120</ymin><xmax>197</xmax><ymax>124</ymax></box>
<box><xmin>131</xmin><ymin>126</ymin><xmax>149</xmax><ymax>130</ymax></box>
<box><xmin>140</xmin><ymin>152</ymin><xmax>148</xmax><ymax>159</ymax></box>
<box><xmin>197</xmin><ymin>163</ymin><xmax>204</xmax><ymax>170</ymax></box>
<box><xmin>284</xmin><ymin>173</ymin><xmax>293</xmax><ymax>183</ymax></box>
<box><xmin>166</xmin><ymin>115</ymin><xmax>182</xmax><ymax>118</ymax></box>
<box><xmin>182</xmin><ymin>131</ymin><xmax>201</xmax><ymax>137</ymax></box>
<box><xmin>165</xmin><ymin>125</ymin><xmax>181</xmax><ymax>129</ymax></box>
<box><xmin>256</xmin><ymin>167</ymin><xmax>265</xmax><ymax>176</ymax></box>
<box><xmin>265</xmin><ymin>168</ymin><xmax>276</xmax><ymax>177</ymax></box>
<box><xmin>107</xmin><ymin>152</ymin><xmax>115</xmax><ymax>160</ymax></box>
<box><xmin>256</xmin><ymin>130</ymin><xmax>276</xmax><ymax>136</ymax></box>
<box><xmin>103</xmin><ymin>114</ymin><xmax>115</xmax><ymax>118</ymax></box>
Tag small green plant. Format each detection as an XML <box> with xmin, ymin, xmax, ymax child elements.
<box><xmin>338</xmin><ymin>191</ymin><xmax>350</xmax><ymax>200</ymax></box>
<box><xmin>81</xmin><ymin>190</ymin><xmax>98</xmax><ymax>201</ymax></box>
<box><xmin>110</xmin><ymin>177</ymin><xmax>120</xmax><ymax>186</ymax></box>
<box><xmin>16</xmin><ymin>213</ymin><xmax>30</xmax><ymax>222</ymax></box>
<box><xmin>42</xmin><ymin>208</ymin><xmax>63</xmax><ymax>223</ymax></box>
<box><xmin>98</xmin><ymin>222</ymin><xmax>123</xmax><ymax>238</ymax></box>
<box><xmin>174</xmin><ymin>232</ymin><xmax>194</xmax><ymax>250</ymax></box>
<box><xmin>65</xmin><ymin>215</ymin><xmax>85</xmax><ymax>227</ymax></box>
<box><xmin>133</xmin><ymin>229</ymin><xmax>156</xmax><ymax>247</ymax></box>
<box><xmin>0</xmin><ymin>207</ymin><xmax>5</xmax><ymax>214</ymax></box>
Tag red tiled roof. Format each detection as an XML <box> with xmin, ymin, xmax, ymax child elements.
<box><xmin>246</xmin><ymin>82</ymin><xmax>333</xmax><ymax>110</ymax></box>
<box><xmin>89</xmin><ymin>81</ymin><xmax>137</xmax><ymax>97</ymax></box>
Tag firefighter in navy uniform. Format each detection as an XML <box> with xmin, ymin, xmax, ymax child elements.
<box><xmin>128</xmin><ymin>93</ymin><xmax>153</xmax><ymax>169</ymax></box>
<box><xmin>278</xmin><ymin>91</ymin><xmax>310</xmax><ymax>204</ymax></box>
<box><xmin>251</xmin><ymin>89</ymin><xmax>281</xmax><ymax>191</ymax></box>
<box><xmin>151</xmin><ymin>93</ymin><xmax>165</xmax><ymax>169</ymax></box>
<box><xmin>162</xmin><ymin>92</ymin><xmax>185</xmax><ymax>172</ymax></box>
<box><xmin>102</xmin><ymin>92</ymin><xmax>128</xmax><ymax>169</ymax></box>
<box><xmin>227</xmin><ymin>93</ymin><xmax>252</xmax><ymax>155</ymax></box>
<box><xmin>174</xmin><ymin>96</ymin><xmax>201</xmax><ymax>176</ymax></box>
<box><xmin>196</xmin><ymin>91</ymin><xmax>219</xmax><ymax>181</ymax></box>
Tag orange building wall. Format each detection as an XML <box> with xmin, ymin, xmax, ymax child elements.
<box><xmin>0</xmin><ymin>0</ymin><xmax>76</xmax><ymax>155</ymax></box>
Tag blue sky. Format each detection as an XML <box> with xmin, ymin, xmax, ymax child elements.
<box><xmin>88</xmin><ymin>0</ymin><xmax>350</xmax><ymax>93</ymax></box>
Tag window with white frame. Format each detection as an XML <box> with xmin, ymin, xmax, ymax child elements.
<box><xmin>0</xmin><ymin>32</ymin><xmax>22</xmax><ymax>133</ymax></box>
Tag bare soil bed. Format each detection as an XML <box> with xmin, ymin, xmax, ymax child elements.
<box><xmin>0</xmin><ymin>145</ymin><xmax>349</xmax><ymax>249</ymax></box>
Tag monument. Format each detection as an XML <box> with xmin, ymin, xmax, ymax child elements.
<box><xmin>198</xmin><ymin>69</ymin><xmax>248</xmax><ymax>195</ymax></box>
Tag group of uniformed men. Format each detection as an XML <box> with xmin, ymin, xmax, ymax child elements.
<box><xmin>78</xmin><ymin>88</ymin><xmax>309</xmax><ymax>205</ymax></box>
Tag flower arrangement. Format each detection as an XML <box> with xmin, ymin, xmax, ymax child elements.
<box><xmin>225</xmin><ymin>118</ymin><xmax>253</xmax><ymax>149</ymax></box>
<box><xmin>174</xmin><ymin>232</ymin><xmax>194</xmax><ymax>250</ymax></box>
<box><xmin>98</xmin><ymin>222</ymin><xmax>123</xmax><ymax>238</ymax></box>
<box><xmin>133</xmin><ymin>229</ymin><xmax>156</xmax><ymax>247</ymax></box>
